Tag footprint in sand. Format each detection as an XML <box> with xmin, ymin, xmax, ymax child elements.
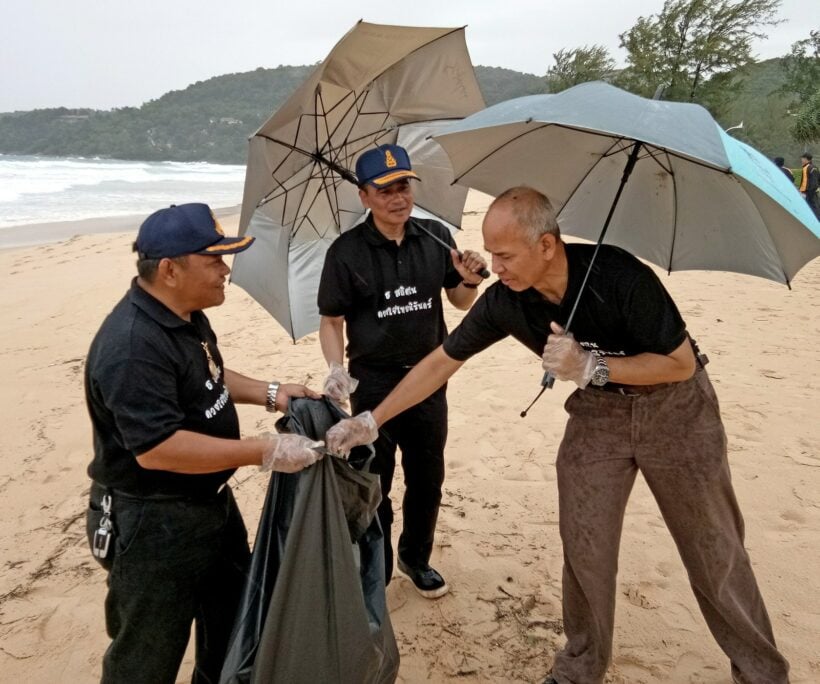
<box><xmin>779</xmin><ymin>509</ymin><xmax>806</xmax><ymax>526</ymax></box>
<box><xmin>623</xmin><ymin>582</ymin><xmax>659</xmax><ymax>610</ymax></box>
<box><xmin>654</xmin><ymin>560</ymin><xmax>678</xmax><ymax>581</ymax></box>
<box><xmin>501</xmin><ymin>458</ymin><xmax>549</xmax><ymax>482</ymax></box>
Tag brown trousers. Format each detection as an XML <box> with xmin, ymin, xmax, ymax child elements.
<box><xmin>551</xmin><ymin>369</ymin><xmax>789</xmax><ymax>684</ymax></box>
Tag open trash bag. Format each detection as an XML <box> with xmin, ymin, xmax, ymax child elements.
<box><xmin>220</xmin><ymin>397</ymin><xmax>399</xmax><ymax>684</ymax></box>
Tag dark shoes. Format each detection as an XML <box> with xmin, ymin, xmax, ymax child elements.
<box><xmin>397</xmin><ymin>558</ymin><xmax>449</xmax><ymax>599</ymax></box>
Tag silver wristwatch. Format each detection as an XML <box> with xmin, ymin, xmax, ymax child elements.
<box><xmin>590</xmin><ymin>356</ymin><xmax>610</xmax><ymax>387</ymax></box>
<box><xmin>265</xmin><ymin>381</ymin><xmax>280</xmax><ymax>413</ymax></box>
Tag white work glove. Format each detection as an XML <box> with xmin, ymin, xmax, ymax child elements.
<box><xmin>323</xmin><ymin>361</ymin><xmax>359</xmax><ymax>403</ymax></box>
<box><xmin>260</xmin><ymin>434</ymin><xmax>324</xmax><ymax>473</ymax></box>
<box><xmin>541</xmin><ymin>322</ymin><xmax>597</xmax><ymax>389</ymax></box>
<box><xmin>325</xmin><ymin>411</ymin><xmax>378</xmax><ymax>457</ymax></box>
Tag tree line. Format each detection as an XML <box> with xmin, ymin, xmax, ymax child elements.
<box><xmin>0</xmin><ymin>1</ymin><xmax>816</xmax><ymax>166</ymax></box>
<box><xmin>545</xmin><ymin>1</ymin><xmax>818</xmax><ymax>162</ymax></box>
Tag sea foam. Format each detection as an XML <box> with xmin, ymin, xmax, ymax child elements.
<box><xmin>0</xmin><ymin>154</ymin><xmax>246</xmax><ymax>227</ymax></box>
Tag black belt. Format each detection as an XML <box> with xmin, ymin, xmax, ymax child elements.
<box><xmin>91</xmin><ymin>481</ymin><xmax>226</xmax><ymax>503</ymax></box>
<box><xmin>593</xmin><ymin>382</ymin><xmax>673</xmax><ymax>397</ymax></box>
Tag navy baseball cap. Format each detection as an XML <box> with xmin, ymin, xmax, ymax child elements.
<box><xmin>355</xmin><ymin>144</ymin><xmax>420</xmax><ymax>188</ymax></box>
<box><xmin>135</xmin><ymin>203</ymin><xmax>254</xmax><ymax>259</ymax></box>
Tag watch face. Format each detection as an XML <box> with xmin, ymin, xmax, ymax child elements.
<box><xmin>592</xmin><ymin>358</ymin><xmax>609</xmax><ymax>386</ymax></box>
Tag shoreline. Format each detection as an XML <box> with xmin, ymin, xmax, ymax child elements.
<box><xmin>0</xmin><ymin>204</ymin><xmax>242</xmax><ymax>251</ymax></box>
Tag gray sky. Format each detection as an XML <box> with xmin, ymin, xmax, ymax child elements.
<box><xmin>2</xmin><ymin>0</ymin><xmax>816</xmax><ymax>112</ymax></box>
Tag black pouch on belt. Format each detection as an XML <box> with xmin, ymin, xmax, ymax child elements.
<box><xmin>86</xmin><ymin>485</ymin><xmax>115</xmax><ymax>571</ymax></box>
<box><xmin>688</xmin><ymin>333</ymin><xmax>710</xmax><ymax>368</ymax></box>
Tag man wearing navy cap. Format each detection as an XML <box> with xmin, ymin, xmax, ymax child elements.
<box><xmin>85</xmin><ymin>203</ymin><xmax>322</xmax><ymax>683</ymax></box>
<box><xmin>317</xmin><ymin>145</ymin><xmax>488</xmax><ymax>598</ymax></box>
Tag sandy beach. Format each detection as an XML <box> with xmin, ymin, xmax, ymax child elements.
<box><xmin>0</xmin><ymin>193</ymin><xmax>818</xmax><ymax>683</ymax></box>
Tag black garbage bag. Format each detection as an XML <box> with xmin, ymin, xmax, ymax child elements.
<box><xmin>219</xmin><ymin>397</ymin><xmax>399</xmax><ymax>684</ymax></box>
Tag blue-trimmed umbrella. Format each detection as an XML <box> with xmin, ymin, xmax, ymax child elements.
<box><xmin>431</xmin><ymin>81</ymin><xmax>820</xmax><ymax>403</ymax></box>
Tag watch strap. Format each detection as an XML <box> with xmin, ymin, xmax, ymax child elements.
<box><xmin>265</xmin><ymin>381</ymin><xmax>280</xmax><ymax>413</ymax></box>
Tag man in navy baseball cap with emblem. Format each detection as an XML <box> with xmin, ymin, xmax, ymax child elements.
<box><xmin>134</xmin><ymin>202</ymin><xmax>255</xmax><ymax>259</ymax></box>
<box><xmin>318</xmin><ymin>145</ymin><xmax>488</xmax><ymax>599</ymax></box>
<box><xmin>84</xmin><ymin>202</ymin><xmax>322</xmax><ymax>682</ymax></box>
<box><xmin>354</xmin><ymin>143</ymin><xmax>420</xmax><ymax>188</ymax></box>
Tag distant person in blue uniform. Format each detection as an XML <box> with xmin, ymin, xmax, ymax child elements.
<box><xmin>773</xmin><ymin>156</ymin><xmax>794</xmax><ymax>182</ymax></box>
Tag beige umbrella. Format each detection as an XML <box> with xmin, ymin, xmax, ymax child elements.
<box><xmin>232</xmin><ymin>21</ymin><xmax>485</xmax><ymax>339</ymax></box>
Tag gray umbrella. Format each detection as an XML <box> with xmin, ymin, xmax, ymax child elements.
<box><xmin>431</xmin><ymin>81</ymin><xmax>820</xmax><ymax>402</ymax></box>
<box><xmin>433</xmin><ymin>82</ymin><xmax>819</xmax><ymax>284</ymax></box>
<box><xmin>231</xmin><ymin>22</ymin><xmax>485</xmax><ymax>340</ymax></box>
<box><xmin>434</xmin><ymin>82</ymin><xmax>820</xmax><ymax>408</ymax></box>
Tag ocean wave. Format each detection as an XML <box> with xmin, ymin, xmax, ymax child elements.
<box><xmin>0</xmin><ymin>156</ymin><xmax>245</xmax><ymax>202</ymax></box>
<box><xmin>0</xmin><ymin>155</ymin><xmax>245</xmax><ymax>227</ymax></box>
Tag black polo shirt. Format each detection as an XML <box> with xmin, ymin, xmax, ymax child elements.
<box><xmin>85</xmin><ymin>280</ymin><xmax>239</xmax><ymax>497</ymax></box>
<box><xmin>318</xmin><ymin>215</ymin><xmax>463</xmax><ymax>367</ymax></box>
<box><xmin>443</xmin><ymin>243</ymin><xmax>687</xmax><ymax>362</ymax></box>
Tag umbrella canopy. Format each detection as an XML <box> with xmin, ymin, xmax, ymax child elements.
<box><xmin>432</xmin><ymin>81</ymin><xmax>820</xmax><ymax>286</ymax></box>
<box><xmin>232</xmin><ymin>22</ymin><xmax>485</xmax><ymax>339</ymax></box>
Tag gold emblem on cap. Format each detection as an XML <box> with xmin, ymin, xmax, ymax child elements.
<box><xmin>210</xmin><ymin>210</ymin><xmax>225</xmax><ymax>236</ymax></box>
<box><xmin>384</xmin><ymin>150</ymin><xmax>397</xmax><ymax>168</ymax></box>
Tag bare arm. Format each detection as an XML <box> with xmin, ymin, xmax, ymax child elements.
<box><xmin>544</xmin><ymin>323</ymin><xmax>697</xmax><ymax>387</ymax></box>
<box><xmin>607</xmin><ymin>337</ymin><xmax>696</xmax><ymax>385</ymax></box>
<box><xmin>444</xmin><ymin>248</ymin><xmax>486</xmax><ymax>311</ymax></box>
<box><xmin>136</xmin><ymin>430</ymin><xmax>267</xmax><ymax>473</ymax></box>
<box><xmin>372</xmin><ymin>346</ymin><xmax>464</xmax><ymax>426</ymax></box>
<box><xmin>325</xmin><ymin>346</ymin><xmax>466</xmax><ymax>454</ymax></box>
<box><xmin>224</xmin><ymin>368</ymin><xmax>320</xmax><ymax>412</ymax></box>
<box><xmin>319</xmin><ymin>315</ymin><xmax>346</xmax><ymax>366</ymax></box>
<box><xmin>223</xmin><ymin>368</ymin><xmax>267</xmax><ymax>405</ymax></box>
<box><xmin>445</xmin><ymin>283</ymin><xmax>480</xmax><ymax>311</ymax></box>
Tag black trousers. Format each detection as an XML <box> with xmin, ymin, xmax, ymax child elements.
<box><xmin>88</xmin><ymin>483</ymin><xmax>251</xmax><ymax>684</ymax></box>
<box><xmin>806</xmin><ymin>191</ymin><xmax>820</xmax><ymax>220</ymax></box>
<box><xmin>350</xmin><ymin>362</ymin><xmax>447</xmax><ymax>581</ymax></box>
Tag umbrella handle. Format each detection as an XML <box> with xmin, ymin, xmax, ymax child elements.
<box><xmin>456</xmin><ymin>249</ymin><xmax>491</xmax><ymax>279</ymax></box>
<box><xmin>415</xmin><ymin>222</ymin><xmax>491</xmax><ymax>278</ymax></box>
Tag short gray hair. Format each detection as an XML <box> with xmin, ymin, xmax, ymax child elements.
<box><xmin>491</xmin><ymin>186</ymin><xmax>560</xmax><ymax>243</ymax></box>
<box><xmin>132</xmin><ymin>241</ymin><xmax>187</xmax><ymax>282</ymax></box>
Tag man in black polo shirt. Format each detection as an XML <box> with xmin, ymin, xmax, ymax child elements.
<box><xmin>317</xmin><ymin>144</ymin><xmax>487</xmax><ymax>598</ymax></box>
<box><xmin>326</xmin><ymin>187</ymin><xmax>789</xmax><ymax>683</ymax></box>
<box><xmin>85</xmin><ymin>203</ymin><xmax>323</xmax><ymax>684</ymax></box>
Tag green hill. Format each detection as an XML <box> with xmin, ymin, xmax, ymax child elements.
<box><xmin>0</xmin><ymin>66</ymin><xmax>315</xmax><ymax>163</ymax></box>
<box><xmin>0</xmin><ymin>65</ymin><xmax>546</xmax><ymax>164</ymax></box>
<box><xmin>0</xmin><ymin>61</ymin><xmax>803</xmax><ymax>166</ymax></box>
